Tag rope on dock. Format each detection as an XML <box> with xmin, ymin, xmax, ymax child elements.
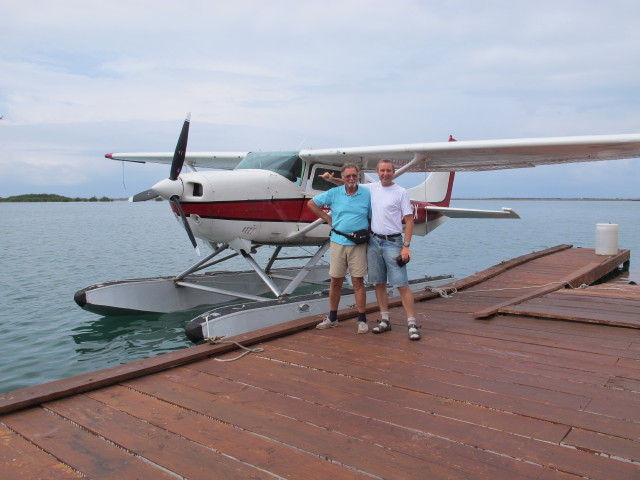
<box><xmin>205</xmin><ymin>335</ymin><xmax>265</xmax><ymax>362</ymax></box>
<box><xmin>428</xmin><ymin>280</ymin><xmax>635</xmax><ymax>298</ymax></box>
<box><xmin>426</xmin><ymin>286</ymin><xmax>458</xmax><ymax>297</ymax></box>
<box><xmin>427</xmin><ymin>281</ymin><xmax>569</xmax><ymax>297</ymax></box>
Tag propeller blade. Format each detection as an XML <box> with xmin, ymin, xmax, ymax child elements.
<box><xmin>169</xmin><ymin>113</ymin><xmax>191</xmax><ymax>181</ymax></box>
<box><xmin>170</xmin><ymin>195</ymin><xmax>200</xmax><ymax>256</ymax></box>
<box><xmin>130</xmin><ymin>189</ymin><xmax>159</xmax><ymax>202</ymax></box>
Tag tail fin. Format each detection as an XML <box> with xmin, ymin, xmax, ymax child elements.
<box><xmin>407</xmin><ymin>171</ymin><xmax>455</xmax><ymax>206</ymax></box>
<box><xmin>407</xmin><ymin>172</ymin><xmax>455</xmax><ymax>236</ymax></box>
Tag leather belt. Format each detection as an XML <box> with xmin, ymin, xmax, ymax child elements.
<box><xmin>373</xmin><ymin>233</ymin><xmax>402</xmax><ymax>240</ymax></box>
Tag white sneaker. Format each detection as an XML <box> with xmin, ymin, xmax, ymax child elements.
<box><xmin>316</xmin><ymin>317</ymin><xmax>338</xmax><ymax>329</ymax></box>
<box><xmin>357</xmin><ymin>322</ymin><xmax>369</xmax><ymax>334</ymax></box>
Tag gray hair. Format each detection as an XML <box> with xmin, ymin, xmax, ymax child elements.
<box><xmin>341</xmin><ymin>163</ymin><xmax>360</xmax><ymax>174</ymax></box>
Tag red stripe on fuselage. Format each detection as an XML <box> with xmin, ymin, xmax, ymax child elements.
<box><xmin>171</xmin><ymin>198</ymin><xmax>439</xmax><ymax>224</ymax></box>
<box><xmin>171</xmin><ymin>198</ymin><xmax>316</xmax><ymax>223</ymax></box>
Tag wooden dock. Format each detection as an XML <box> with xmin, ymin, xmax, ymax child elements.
<box><xmin>1</xmin><ymin>245</ymin><xmax>639</xmax><ymax>479</ymax></box>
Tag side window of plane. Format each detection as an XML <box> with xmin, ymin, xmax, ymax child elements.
<box><xmin>310</xmin><ymin>166</ymin><xmax>342</xmax><ymax>192</ymax></box>
<box><xmin>287</xmin><ymin>156</ymin><xmax>304</xmax><ymax>185</ymax></box>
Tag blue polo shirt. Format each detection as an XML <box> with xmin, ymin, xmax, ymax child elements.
<box><xmin>313</xmin><ymin>185</ymin><xmax>371</xmax><ymax>245</ymax></box>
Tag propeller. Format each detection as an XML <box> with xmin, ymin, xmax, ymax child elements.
<box><xmin>169</xmin><ymin>113</ymin><xmax>191</xmax><ymax>181</ymax></box>
<box><xmin>170</xmin><ymin>194</ymin><xmax>200</xmax><ymax>256</ymax></box>
<box><xmin>131</xmin><ymin>113</ymin><xmax>200</xmax><ymax>255</ymax></box>
<box><xmin>131</xmin><ymin>189</ymin><xmax>158</xmax><ymax>202</ymax></box>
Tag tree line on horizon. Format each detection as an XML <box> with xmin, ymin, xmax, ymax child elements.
<box><xmin>0</xmin><ymin>193</ymin><xmax>114</xmax><ymax>202</ymax></box>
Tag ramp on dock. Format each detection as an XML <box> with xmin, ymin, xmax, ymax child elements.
<box><xmin>1</xmin><ymin>245</ymin><xmax>639</xmax><ymax>479</ymax></box>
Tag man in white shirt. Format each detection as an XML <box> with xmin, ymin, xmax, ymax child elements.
<box><xmin>363</xmin><ymin>160</ymin><xmax>419</xmax><ymax>340</ymax></box>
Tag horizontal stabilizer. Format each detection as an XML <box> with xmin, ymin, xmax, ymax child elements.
<box><xmin>427</xmin><ymin>206</ymin><xmax>520</xmax><ymax>219</ymax></box>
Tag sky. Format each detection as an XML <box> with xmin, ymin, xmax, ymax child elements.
<box><xmin>1</xmin><ymin>0</ymin><xmax>640</xmax><ymax>199</ymax></box>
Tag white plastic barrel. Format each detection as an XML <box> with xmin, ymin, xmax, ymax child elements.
<box><xmin>595</xmin><ymin>223</ymin><xmax>619</xmax><ymax>255</ymax></box>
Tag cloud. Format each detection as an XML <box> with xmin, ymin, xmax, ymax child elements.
<box><xmin>1</xmin><ymin>0</ymin><xmax>639</xmax><ymax>197</ymax></box>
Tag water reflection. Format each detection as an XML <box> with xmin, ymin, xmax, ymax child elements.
<box><xmin>71</xmin><ymin>309</ymin><xmax>209</xmax><ymax>361</ymax></box>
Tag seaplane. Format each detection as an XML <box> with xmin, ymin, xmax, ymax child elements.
<box><xmin>74</xmin><ymin>114</ymin><xmax>640</xmax><ymax>343</ymax></box>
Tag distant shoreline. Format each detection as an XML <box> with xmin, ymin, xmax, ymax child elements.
<box><xmin>0</xmin><ymin>194</ymin><xmax>117</xmax><ymax>203</ymax></box>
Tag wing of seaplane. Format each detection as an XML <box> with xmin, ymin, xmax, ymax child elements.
<box><xmin>300</xmin><ymin>133</ymin><xmax>640</xmax><ymax>172</ymax></box>
<box><xmin>302</xmin><ymin>132</ymin><xmax>640</xmax><ymax>228</ymax></box>
<box><xmin>105</xmin><ymin>152</ymin><xmax>246</xmax><ymax>170</ymax></box>
<box><xmin>107</xmin><ymin>133</ymin><xmax>640</xmax><ymax>172</ymax></box>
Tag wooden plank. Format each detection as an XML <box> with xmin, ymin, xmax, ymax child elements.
<box><xmin>51</xmin><ymin>388</ymin><xmax>366</xmax><ymax>480</ymax></box>
<box><xmin>123</xmin><ymin>372</ymin><xmax>473</xmax><ymax>479</ymax></box>
<box><xmin>500</xmin><ymin>305</ymin><xmax>640</xmax><ymax>327</ymax></box>
<box><xmin>276</xmin><ymin>332</ymin><xmax>635</xmax><ymax>405</ymax></box>
<box><xmin>97</xmin><ymin>381</ymin><xmax>539</xmax><ymax>480</ymax></box>
<box><xmin>606</xmin><ymin>375</ymin><xmax>640</xmax><ymax>392</ymax></box>
<box><xmin>565</xmin><ymin>249</ymin><xmax>630</xmax><ymax>288</ymax></box>
<box><xmin>426</xmin><ymin>316</ymin><xmax>635</xmax><ymax>360</ymax></box>
<box><xmin>237</xmin><ymin>339</ymin><xmax>573</xmax><ymax>441</ymax></box>
<box><xmin>0</xmin><ymin>424</ymin><xmax>83</xmax><ymax>480</ymax></box>
<box><xmin>563</xmin><ymin>427</ymin><xmax>640</xmax><ymax>463</ymax></box>
<box><xmin>44</xmin><ymin>394</ymin><xmax>276</xmax><ymax>479</ymax></box>
<box><xmin>583</xmin><ymin>395</ymin><xmax>640</xmax><ymax>423</ymax></box>
<box><xmin>205</xmin><ymin>333</ymin><xmax>640</xmax><ymax>443</ymax></box>
<box><xmin>472</xmin><ymin>264</ymin><xmax>598</xmax><ymax>320</ymax></box>
<box><xmin>444</xmin><ymin>244</ymin><xmax>574</xmax><ymax>289</ymax></box>
<box><xmin>425</xmin><ymin>328</ymin><xmax>640</xmax><ymax>384</ymax></box>
<box><xmin>472</xmin><ymin>250</ymin><xmax>629</xmax><ymax>319</ymax></box>
<box><xmin>2</xmin><ymin>408</ymin><xmax>178</xmax><ymax>480</ymax></box>
<box><xmin>181</xmin><ymin>353</ymin><xmax>640</xmax><ymax>479</ymax></box>
<box><xmin>499</xmin><ymin>288</ymin><xmax>640</xmax><ymax>327</ymax></box>
<box><xmin>617</xmin><ymin>357</ymin><xmax>640</xmax><ymax>369</ymax></box>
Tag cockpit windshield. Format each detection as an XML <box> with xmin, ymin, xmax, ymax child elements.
<box><xmin>235</xmin><ymin>151</ymin><xmax>303</xmax><ymax>184</ymax></box>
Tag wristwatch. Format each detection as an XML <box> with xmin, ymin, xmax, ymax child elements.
<box><xmin>403</xmin><ymin>242</ymin><xmax>410</xmax><ymax>247</ymax></box>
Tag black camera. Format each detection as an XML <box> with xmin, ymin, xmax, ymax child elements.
<box><xmin>395</xmin><ymin>255</ymin><xmax>410</xmax><ymax>267</ymax></box>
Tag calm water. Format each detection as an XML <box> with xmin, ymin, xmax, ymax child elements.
<box><xmin>1</xmin><ymin>200</ymin><xmax>638</xmax><ymax>393</ymax></box>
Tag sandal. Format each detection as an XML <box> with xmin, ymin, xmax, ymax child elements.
<box><xmin>372</xmin><ymin>320</ymin><xmax>392</xmax><ymax>334</ymax></box>
<box><xmin>408</xmin><ymin>323</ymin><xmax>421</xmax><ymax>341</ymax></box>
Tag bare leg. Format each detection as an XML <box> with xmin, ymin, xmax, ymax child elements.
<box><xmin>329</xmin><ymin>276</ymin><xmax>344</xmax><ymax>311</ymax></box>
<box><xmin>351</xmin><ymin>277</ymin><xmax>367</xmax><ymax>313</ymax></box>
<box><xmin>398</xmin><ymin>285</ymin><xmax>415</xmax><ymax>319</ymax></box>
<box><xmin>374</xmin><ymin>284</ymin><xmax>389</xmax><ymax>312</ymax></box>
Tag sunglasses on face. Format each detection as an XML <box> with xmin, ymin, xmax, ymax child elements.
<box><xmin>343</xmin><ymin>174</ymin><xmax>358</xmax><ymax>178</ymax></box>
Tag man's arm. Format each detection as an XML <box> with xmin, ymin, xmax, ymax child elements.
<box><xmin>402</xmin><ymin>213</ymin><xmax>414</xmax><ymax>257</ymax></box>
<box><xmin>307</xmin><ymin>199</ymin><xmax>332</xmax><ymax>227</ymax></box>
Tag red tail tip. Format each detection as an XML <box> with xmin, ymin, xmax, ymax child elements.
<box><xmin>448</xmin><ymin>135</ymin><xmax>457</xmax><ymax>142</ymax></box>
<box><xmin>105</xmin><ymin>153</ymin><xmax>113</xmax><ymax>158</ymax></box>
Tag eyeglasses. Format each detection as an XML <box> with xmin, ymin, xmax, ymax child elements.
<box><xmin>343</xmin><ymin>174</ymin><xmax>358</xmax><ymax>178</ymax></box>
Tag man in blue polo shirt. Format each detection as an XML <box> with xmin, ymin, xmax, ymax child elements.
<box><xmin>307</xmin><ymin>163</ymin><xmax>371</xmax><ymax>334</ymax></box>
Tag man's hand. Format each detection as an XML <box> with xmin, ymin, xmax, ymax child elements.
<box><xmin>320</xmin><ymin>172</ymin><xmax>344</xmax><ymax>185</ymax></box>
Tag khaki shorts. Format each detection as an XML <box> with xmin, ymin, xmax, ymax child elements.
<box><xmin>329</xmin><ymin>241</ymin><xmax>368</xmax><ymax>278</ymax></box>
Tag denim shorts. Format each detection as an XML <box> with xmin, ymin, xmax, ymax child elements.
<box><xmin>367</xmin><ymin>235</ymin><xmax>409</xmax><ymax>286</ymax></box>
